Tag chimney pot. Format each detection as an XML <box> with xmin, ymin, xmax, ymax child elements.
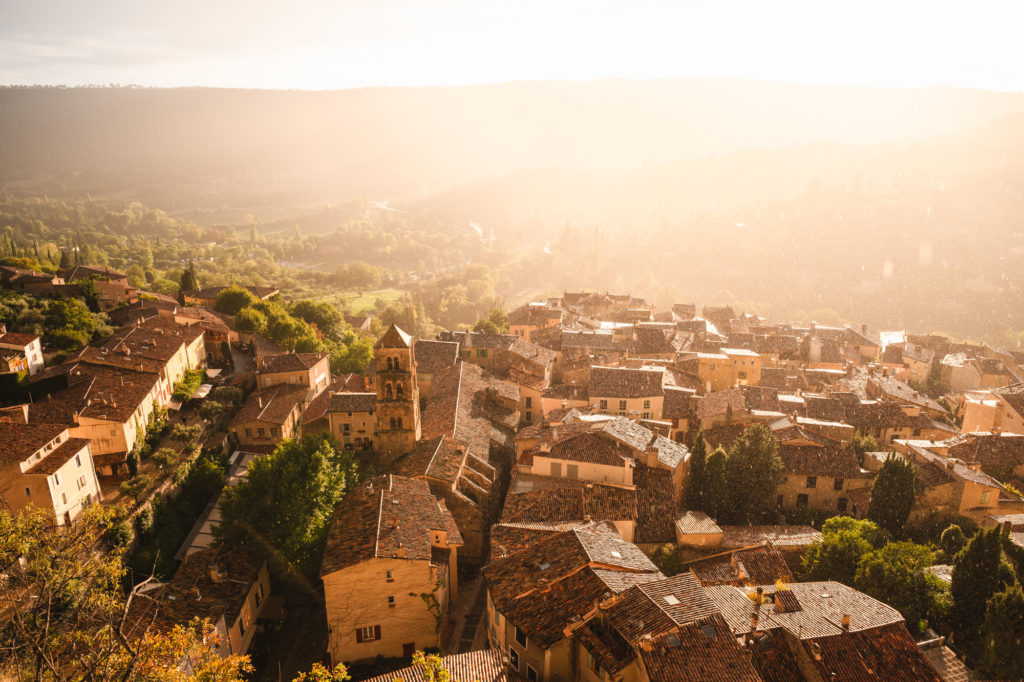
<box><xmin>841</xmin><ymin>613</ymin><xmax>851</xmax><ymax>630</ymax></box>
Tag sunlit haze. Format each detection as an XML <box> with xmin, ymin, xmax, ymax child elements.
<box><xmin>2</xmin><ymin>0</ymin><xmax>1023</xmax><ymax>90</ymax></box>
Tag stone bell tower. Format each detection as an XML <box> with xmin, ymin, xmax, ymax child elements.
<box><xmin>374</xmin><ymin>324</ymin><xmax>421</xmax><ymax>467</ymax></box>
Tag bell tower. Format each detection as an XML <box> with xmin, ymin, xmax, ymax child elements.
<box><xmin>374</xmin><ymin>324</ymin><xmax>421</xmax><ymax>467</ymax></box>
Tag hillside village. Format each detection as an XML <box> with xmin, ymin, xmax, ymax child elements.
<box><xmin>6</xmin><ymin>271</ymin><xmax>1024</xmax><ymax>681</ymax></box>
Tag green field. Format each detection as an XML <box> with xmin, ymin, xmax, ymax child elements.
<box><xmin>316</xmin><ymin>288</ymin><xmax>406</xmax><ymax>314</ymax></box>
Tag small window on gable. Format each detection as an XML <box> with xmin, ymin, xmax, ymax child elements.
<box><xmin>386</xmin><ymin>570</ymin><xmax>394</xmax><ymax>582</ymax></box>
<box><xmin>75</xmin><ymin>454</ymin><xmax>82</xmax><ymax>468</ymax></box>
<box><xmin>515</xmin><ymin>626</ymin><xmax>527</xmax><ymax>647</ymax></box>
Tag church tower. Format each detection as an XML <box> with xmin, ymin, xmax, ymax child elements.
<box><xmin>374</xmin><ymin>324</ymin><xmax>421</xmax><ymax>467</ymax></box>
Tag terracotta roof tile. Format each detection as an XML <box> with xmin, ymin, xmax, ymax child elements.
<box><xmin>321</xmin><ymin>474</ymin><xmax>463</xmax><ymax>577</ymax></box>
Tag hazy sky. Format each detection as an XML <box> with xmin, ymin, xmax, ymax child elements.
<box><xmin>2</xmin><ymin>0</ymin><xmax>1022</xmax><ymax>91</ymax></box>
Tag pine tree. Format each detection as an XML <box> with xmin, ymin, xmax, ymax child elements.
<box><xmin>59</xmin><ymin>249</ymin><xmax>72</xmax><ymax>269</ymax></box>
<box><xmin>951</xmin><ymin>527</ymin><xmax>1015</xmax><ymax>664</ymax></box>
<box><xmin>685</xmin><ymin>432</ymin><xmax>707</xmax><ymax>512</ymax></box>
<box><xmin>979</xmin><ymin>582</ymin><xmax>1024</xmax><ymax>679</ymax></box>
<box><xmin>702</xmin><ymin>447</ymin><xmax>729</xmax><ymax>521</ymax></box>
<box><xmin>866</xmin><ymin>453</ymin><xmax>916</xmax><ymax>537</ymax></box>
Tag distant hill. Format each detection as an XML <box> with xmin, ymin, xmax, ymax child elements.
<box><xmin>1</xmin><ymin>80</ymin><xmax>1023</xmax><ymax>209</ymax></box>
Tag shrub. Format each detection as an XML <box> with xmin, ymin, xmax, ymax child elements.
<box><xmin>119</xmin><ymin>474</ymin><xmax>153</xmax><ymax>504</ymax></box>
<box><xmin>170</xmin><ymin>423</ymin><xmax>203</xmax><ymax>442</ymax></box>
<box><xmin>151</xmin><ymin>447</ymin><xmax>179</xmax><ymax>473</ymax></box>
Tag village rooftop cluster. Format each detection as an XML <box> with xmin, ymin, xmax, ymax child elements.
<box><xmin>4</xmin><ymin>273</ymin><xmax>1024</xmax><ymax>680</ymax></box>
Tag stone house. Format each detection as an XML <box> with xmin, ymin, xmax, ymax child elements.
<box><xmin>0</xmin><ymin>420</ymin><xmax>101</xmax><ymax>525</ymax></box>
<box><xmin>257</xmin><ymin>352</ymin><xmax>330</xmax><ymax>396</ymax></box>
<box><xmin>321</xmin><ymin>475</ymin><xmax>462</xmax><ymax>665</ymax></box>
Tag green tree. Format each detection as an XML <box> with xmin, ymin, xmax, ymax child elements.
<box><xmin>951</xmin><ymin>527</ymin><xmax>1016</xmax><ymax>664</ymax></box>
<box><xmin>851</xmin><ymin>430</ymin><xmax>879</xmax><ymax>467</ymax></box>
<box><xmin>702</xmin><ymin>446</ymin><xmax>729</xmax><ymax>521</ymax></box>
<box><xmin>58</xmin><ymin>248</ymin><xmax>72</xmax><ymax>269</ymax></box>
<box><xmin>291</xmin><ymin>299</ymin><xmax>347</xmax><ymax>342</ymax></box>
<box><xmin>0</xmin><ymin>505</ymin><xmax>251</xmax><ymax>681</ymax></box>
<box><xmin>214</xmin><ymin>285</ymin><xmax>258</xmax><ymax>315</ymax></box>
<box><xmin>151</xmin><ymin>447</ymin><xmax>179</xmax><ymax>473</ymax></box>
<box><xmin>978</xmin><ymin>582</ymin><xmax>1024</xmax><ymax>680</ymax></box>
<box><xmin>684</xmin><ymin>432</ymin><xmax>707</xmax><ymax>512</ymax></box>
<box><xmin>43</xmin><ymin>297</ymin><xmax>97</xmax><ymax>349</ymax></box>
<box><xmin>801</xmin><ymin>517</ymin><xmax>885</xmax><ymax>584</ymax></box>
<box><xmin>721</xmin><ymin>424</ymin><xmax>783</xmax><ymax>524</ymax></box>
<box><xmin>854</xmin><ymin>541</ymin><xmax>943</xmax><ymax>635</ymax></box>
<box><xmin>940</xmin><ymin>524</ymin><xmax>967</xmax><ymax>561</ymax></box>
<box><xmin>119</xmin><ymin>474</ymin><xmax>153</xmax><ymax>503</ymax></box>
<box><xmin>217</xmin><ymin>433</ymin><xmax>359</xmax><ymax>583</ymax></box>
<box><xmin>867</xmin><ymin>453</ymin><xmax>916</xmax><ymax>537</ymax></box>
<box><xmin>179</xmin><ymin>259</ymin><xmax>199</xmax><ymax>292</ymax></box>
<box><xmin>291</xmin><ymin>663</ymin><xmax>351</xmax><ymax>682</ymax></box>
<box><xmin>235</xmin><ymin>306</ymin><xmax>268</xmax><ymax>335</ymax></box>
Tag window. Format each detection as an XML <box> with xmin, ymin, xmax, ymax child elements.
<box><xmin>396</xmin><ymin>384</ymin><xmax>405</xmax><ymax>400</ymax></box>
<box><xmin>515</xmin><ymin>626</ymin><xmax>527</xmax><ymax>647</ymax></box>
<box><xmin>550</xmin><ymin>462</ymin><xmax>562</xmax><ymax>478</ymax></box>
<box><xmin>525</xmin><ymin>411</ymin><xmax>532</xmax><ymax>423</ymax></box>
<box><xmin>797</xmin><ymin>494</ymin><xmax>809</xmax><ymax>507</ymax></box>
<box><xmin>805</xmin><ymin>476</ymin><xmax>817</xmax><ymax>489</ymax></box>
<box><xmin>396</xmin><ymin>417</ymin><xmax>404</xmax><ymax>430</ymax></box>
<box><xmin>509</xmin><ymin>648</ymin><xmax>519</xmax><ymax>671</ymax></box>
<box><xmin>738</xmin><ymin>371</ymin><xmax>747</xmax><ymax>379</ymax></box>
<box><xmin>981</xmin><ymin>490</ymin><xmax>992</xmax><ymax>505</ymax></box>
<box><xmin>388</xmin><ymin>596</ymin><xmax>396</xmax><ymax>608</ymax></box>
<box><xmin>270</xmin><ymin>427</ymin><xmax>279</xmax><ymax>437</ymax></box>
<box><xmin>61</xmin><ymin>492</ymin><xmax>67</xmax><ymax>505</ymax></box>
<box><xmin>837</xmin><ymin>497</ymin><xmax>848</xmax><ymax>512</ymax></box>
<box><xmin>356</xmin><ymin>625</ymin><xmax>380</xmax><ymax>643</ymax></box>
<box><xmin>477</xmin><ymin>348</ymin><xmax>488</xmax><ymax>358</ymax></box>
<box><xmin>386</xmin><ymin>357</ymin><xmax>394</xmax><ymax>370</ymax></box>
<box><xmin>75</xmin><ymin>454</ymin><xmax>82</xmax><ymax>468</ymax></box>
<box><xmin>619</xmin><ymin>400</ymin><xmax>627</xmax><ymax>410</ymax></box>
<box><xmin>385</xmin><ymin>384</ymin><xmax>393</xmax><ymax>399</ymax></box>
<box><xmin>833</xmin><ymin>478</ymin><xmax>844</xmax><ymax>491</ymax></box>
<box><xmin>642</xmin><ymin>412</ymin><xmax>650</xmax><ymax>420</ymax></box>
<box><xmin>526</xmin><ymin>665</ymin><xmax>538</xmax><ymax>681</ymax></box>
<box><xmin>245</xmin><ymin>428</ymin><xmax>253</xmax><ymax>438</ymax></box>
<box><xmin>53</xmin><ymin>472</ymin><xmax>61</xmax><ymax>486</ymax></box>
<box><xmin>386</xmin><ymin>570</ymin><xmax>394</xmax><ymax>582</ymax></box>
<box><xmin>77</xmin><ymin>475</ymin><xmax>86</xmax><ymax>491</ymax></box>
<box><xmin>24</xmin><ymin>487</ymin><xmax>31</xmax><ymax>498</ymax></box>
<box><xmin>257</xmin><ymin>427</ymin><xmax>265</xmax><ymax>437</ymax></box>
<box><xmin>525</xmin><ymin>397</ymin><xmax>533</xmax><ymax>408</ymax></box>
<box><xmin>599</xmin><ymin>399</ymin><xmax>608</xmax><ymax>410</ymax></box>
<box><xmin>567</xmin><ymin>464</ymin><xmax>578</xmax><ymax>479</ymax></box>
<box><xmin>643</xmin><ymin>399</ymin><xmax>650</xmax><ymax>409</ymax></box>
<box><xmin>255</xmin><ymin>583</ymin><xmax>264</xmax><ymax>607</ymax></box>
<box><xmin>343</xmin><ymin>423</ymin><xmax>351</xmax><ymax>433</ymax></box>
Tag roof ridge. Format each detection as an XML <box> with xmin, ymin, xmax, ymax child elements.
<box><xmin>373</xmin><ymin>480</ymin><xmax>386</xmax><ymax>558</ymax></box>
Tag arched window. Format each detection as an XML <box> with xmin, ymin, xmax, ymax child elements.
<box><xmin>386</xmin><ymin>357</ymin><xmax>394</xmax><ymax>371</ymax></box>
<box><xmin>393</xmin><ymin>357</ymin><xmax>400</xmax><ymax>371</ymax></box>
<box><xmin>384</xmin><ymin>383</ymin><xmax>393</xmax><ymax>399</ymax></box>
<box><xmin>397</xmin><ymin>417</ymin><xmax>403</xmax><ymax>430</ymax></box>
<box><xmin>396</xmin><ymin>383</ymin><xmax>405</xmax><ymax>400</ymax></box>
<box><xmin>389</xmin><ymin>417</ymin><xmax>397</xmax><ymax>429</ymax></box>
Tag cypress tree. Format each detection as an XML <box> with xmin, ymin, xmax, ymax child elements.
<box><xmin>685</xmin><ymin>432</ymin><xmax>707</xmax><ymax>512</ymax></box>
<box><xmin>722</xmin><ymin>424</ymin><xmax>783</xmax><ymax>524</ymax></box>
<box><xmin>702</xmin><ymin>447</ymin><xmax>729</xmax><ymax>522</ymax></box>
<box><xmin>951</xmin><ymin>527</ymin><xmax>1015</xmax><ymax>664</ymax></box>
<box><xmin>866</xmin><ymin>453</ymin><xmax>916</xmax><ymax>537</ymax></box>
<box><xmin>979</xmin><ymin>582</ymin><xmax>1024</xmax><ymax>679</ymax></box>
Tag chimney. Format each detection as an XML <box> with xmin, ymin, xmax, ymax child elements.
<box><xmin>841</xmin><ymin>614</ymin><xmax>851</xmax><ymax>631</ymax></box>
<box><xmin>396</xmin><ymin>542</ymin><xmax>406</xmax><ymax>558</ymax></box>
<box><xmin>861</xmin><ymin>324</ymin><xmax>868</xmax><ymax>335</ymax></box>
<box><xmin>190</xmin><ymin>586</ymin><xmax>201</xmax><ymax>600</ymax></box>
<box><xmin>208</xmin><ymin>563</ymin><xmax>222</xmax><ymax>583</ymax></box>
<box><xmin>993</xmin><ymin>426</ymin><xmax>1002</xmax><ymax>436</ymax></box>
